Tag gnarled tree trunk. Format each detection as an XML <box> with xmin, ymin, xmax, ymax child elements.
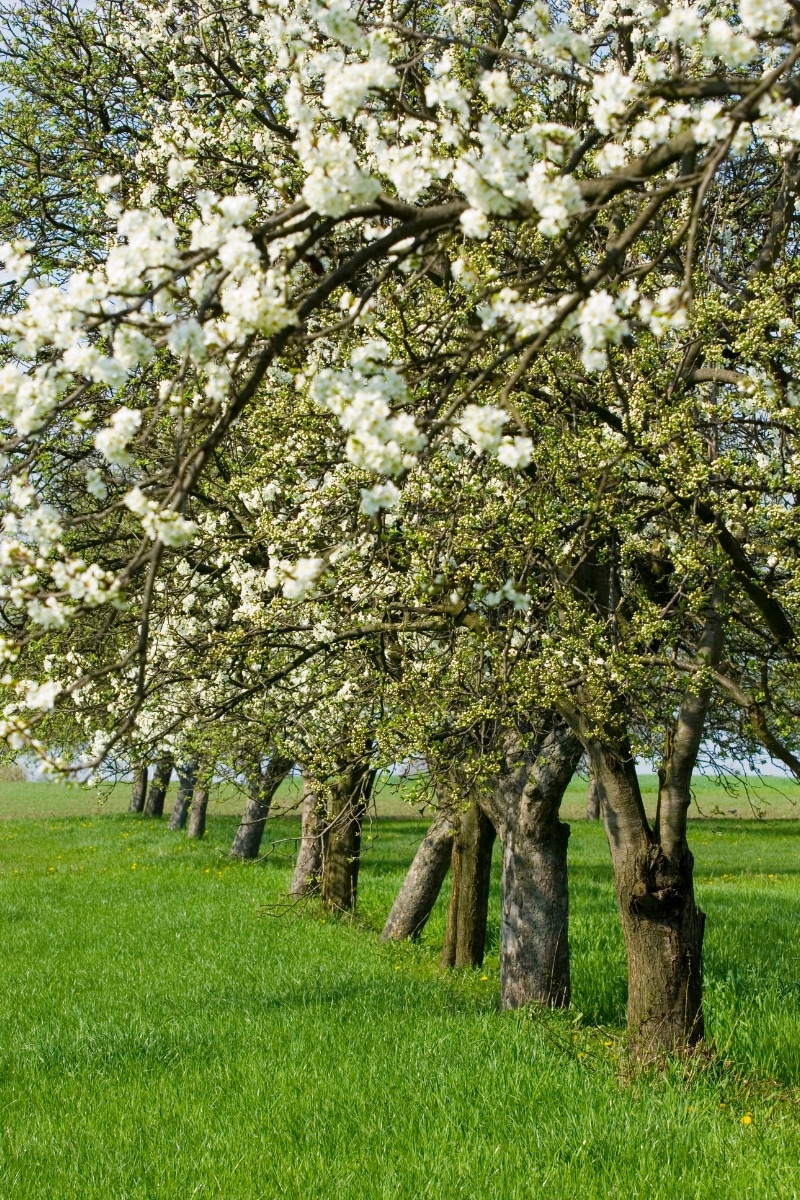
<box><xmin>487</xmin><ymin>721</ymin><xmax>583</xmax><ymax>1009</ymax></box>
<box><xmin>578</xmin><ymin>593</ymin><xmax>724</xmax><ymax>1058</ymax></box>
<box><xmin>230</xmin><ymin>756</ymin><xmax>293</xmax><ymax>859</ymax></box>
<box><xmin>168</xmin><ymin>761</ymin><xmax>196</xmax><ymax>830</ymax></box>
<box><xmin>440</xmin><ymin>802</ymin><xmax>496</xmax><ymax>969</ymax></box>
<box><xmin>289</xmin><ymin>779</ymin><xmax>325</xmax><ymax>897</ymax></box>
<box><xmin>187</xmin><ymin>783</ymin><xmax>210</xmax><ymax>839</ymax></box>
<box><xmin>381</xmin><ymin>806</ymin><xmax>455</xmax><ymax>941</ymax></box>
<box><xmin>589</xmin><ymin>744</ymin><xmax>705</xmax><ymax>1057</ymax></box>
<box><xmin>129</xmin><ymin>765</ymin><xmax>148</xmax><ymax>814</ymax></box>
<box><xmin>320</xmin><ymin>763</ymin><xmax>375</xmax><ymax>913</ymax></box>
<box><xmin>144</xmin><ymin>754</ymin><xmax>173</xmax><ymax>818</ymax></box>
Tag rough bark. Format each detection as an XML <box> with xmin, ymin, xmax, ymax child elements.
<box><xmin>381</xmin><ymin>806</ymin><xmax>456</xmax><ymax>941</ymax></box>
<box><xmin>289</xmin><ymin>779</ymin><xmax>325</xmax><ymax>897</ymax></box>
<box><xmin>320</xmin><ymin>763</ymin><xmax>375</xmax><ymax>913</ymax></box>
<box><xmin>128</xmin><ymin>765</ymin><xmax>148</xmax><ymax>814</ymax></box>
<box><xmin>186</xmin><ymin>784</ymin><xmax>210</xmax><ymax>839</ymax></box>
<box><xmin>440</xmin><ymin>802</ymin><xmax>496</xmax><ymax>969</ymax></box>
<box><xmin>590</xmin><ymin>745</ymin><xmax>705</xmax><ymax>1057</ymax></box>
<box><xmin>586</xmin><ymin>773</ymin><xmax>601</xmax><ymax>820</ymax></box>
<box><xmin>144</xmin><ymin>754</ymin><xmax>173</xmax><ymax>818</ymax></box>
<box><xmin>575</xmin><ymin>594</ymin><xmax>724</xmax><ymax>1058</ymax></box>
<box><xmin>230</xmin><ymin>756</ymin><xmax>293</xmax><ymax>860</ymax></box>
<box><xmin>484</xmin><ymin>721</ymin><xmax>583</xmax><ymax>1008</ymax></box>
<box><xmin>168</xmin><ymin>761</ymin><xmax>196</xmax><ymax>830</ymax></box>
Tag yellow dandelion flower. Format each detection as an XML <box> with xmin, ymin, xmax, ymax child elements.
<box><xmin>741</xmin><ymin>1114</ymin><xmax>752</xmax><ymax>1125</ymax></box>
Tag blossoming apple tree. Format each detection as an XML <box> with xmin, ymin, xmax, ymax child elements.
<box><xmin>2</xmin><ymin>0</ymin><xmax>800</xmax><ymax>1054</ymax></box>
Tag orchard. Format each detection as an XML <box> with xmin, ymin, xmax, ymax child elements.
<box><xmin>0</xmin><ymin>0</ymin><xmax>799</xmax><ymax>1194</ymax></box>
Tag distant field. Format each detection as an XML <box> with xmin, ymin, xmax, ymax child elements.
<box><xmin>559</xmin><ymin>772</ymin><xmax>800</xmax><ymax>822</ymax></box>
<box><xmin>0</xmin><ymin>771</ymin><xmax>797</xmax><ymax>821</ymax></box>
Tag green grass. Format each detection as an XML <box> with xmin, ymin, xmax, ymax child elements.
<box><xmin>0</xmin><ymin>797</ymin><xmax>799</xmax><ymax>1198</ymax></box>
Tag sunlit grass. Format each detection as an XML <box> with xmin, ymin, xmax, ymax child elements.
<box><xmin>0</xmin><ymin>804</ymin><xmax>798</xmax><ymax>1198</ymax></box>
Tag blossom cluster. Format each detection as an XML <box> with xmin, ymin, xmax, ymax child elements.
<box><xmin>0</xmin><ymin>0</ymin><xmax>798</xmax><ymax>764</ymax></box>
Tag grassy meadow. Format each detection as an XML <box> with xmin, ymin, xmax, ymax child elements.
<box><xmin>0</xmin><ymin>779</ymin><xmax>798</xmax><ymax>1198</ymax></box>
<box><xmin>1</xmin><ymin>767</ymin><xmax>798</xmax><ymax>820</ymax></box>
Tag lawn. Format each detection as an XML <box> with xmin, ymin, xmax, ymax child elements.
<box><xmin>0</xmin><ymin>790</ymin><xmax>798</xmax><ymax>1198</ymax></box>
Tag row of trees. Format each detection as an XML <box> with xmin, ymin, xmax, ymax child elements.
<box><xmin>0</xmin><ymin>0</ymin><xmax>799</xmax><ymax>1060</ymax></box>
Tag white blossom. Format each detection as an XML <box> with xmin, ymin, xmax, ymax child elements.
<box><xmin>281</xmin><ymin>556</ymin><xmax>325</xmax><ymax>599</ymax></box>
<box><xmin>451</xmin><ymin>257</ymin><xmax>480</xmax><ymax>291</ymax></box>
<box><xmin>312</xmin><ymin>0</ymin><xmax>365</xmax><ymax>48</ymax></box>
<box><xmin>166</xmin><ymin>156</ymin><xmax>195</xmax><ymax>189</ymax></box>
<box><xmin>496</xmin><ymin>436</ymin><xmax>533</xmax><ymax>469</ymax></box>
<box><xmin>578</xmin><ymin>290</ymin><xmax>628</xmax><ymax>372</ymax></box>
<box><xmin>124</xmin><ymin>487</ymin><xmax>197</xmax><ymax>547</ymax></box>
<box><xmin>360</xmin><ymin>481</ymin><xmax>401</xmax><ymax>515</ymax></box>
<box><xmin>218</xmin><ymin>226</ymin><xmax>261</xmax><ymax>274</ymax></box>
<box><xmin>26</xmin><ymin>597</ymin><xmax>68</xmax><ymax>629</ymax></box>
<box><xmin>22</xmin><ymin>679</ymin><xmax>61</xmax><ymax>711</ymax></box>
<box><xmin>459</xmin><ymin>404</ymin><xmax>507</xmax><ymax>452</ymax></box>
<box><xmin>94</xmin><ymin>406</ymin><xmax>142</xmax><ymax>467</ymax></box>
<box><xmin>85</xmin><ymin>468</ymin><xmax>108</xmax><ymax>501</ymax></box>
<box><xmin>460</xmin><ymin>208</ymin><xmax>490</xmax><ymax>239</ymax></box>
<box><xmin>658</xmin><ymin>5</ymin><xmax>704</xmax><ymax>44</ymax></box>
<box><xmin>113</xmin><ymin>326</ymin><xmax>155</xmax><ymax>369</ymax></box>
<box><xmin>526</xmin><ymin>163</ymin><xmax>585</xmax><ymax>237</ymax></box>
<box><xmin>704</xmin><ymin>19</ymin><xmax>757</xmax><ymax>65</ymax></box>
<box><xmin>9</xmin><ymin>476</ymin><xmax>34</xmax><ymax>508</ymax></box>
<box><xmin>96</xmin><ymin>174</ymin><xmax>121</xmax><ymax>194</ymax></box>
<box><xmin>301</xmin><ymin>133</ymin><xmax>381</xmax><ymax>217</ymax></box>
<box><xmin>310</xmin><ymin>342</ymin><xmax>425</xmax><ymax>475</ymax></box>
<box><xmin>425</xmin><ymin>58</ymin><xmax>470</xmax><ymax>123</ymax></box>
<box><xmin>639</xmin><ymin>287</ymin><xmax>688</xmax><ymax>335</ymax></box>
<box><xmin>738</xmin><ymin>0</ymin><xmax>789</xmax><ymax>33</ymax></box>
<box><xmin>0</xmin><ymin>239</ymin><xmax>33</xmax><ymax>281</ymax></box>
<box><xmin>595</xmin><ymin>142</ymin><xmax>628</xmax><ymax>173</ymax></box>
<box><xmin>479</xmin><ymin>71</ymin><xmax>516</xmax><ymax>110</ymax></box>
<box><xmin>693</xmin><ymin>102</ymin><xmax>733</xmax><ymax>146</ymax></box>
<box><xmin>590</xmin><ymin>70</ymin><xmax>640</xmax><ymax>136</ymax></box>
<box><xmin>322</xmin><ymin>56</ymin><xmax>398</xmax><ymax>119</ymax></box>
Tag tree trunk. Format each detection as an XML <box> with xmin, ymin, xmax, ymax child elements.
<box><xmin>498</xmin><ymin>823</ymin><xmax>570</xmax><ymax>1006</ymax></box>
<box><xmin>289</xmin><ymin>780</ymin><xmax>325</xmax><ymax>897</ymax></box>
<box><xmin>586</xmin><ymin>773</ymin><xmax>601</xmax><ymax>819</ymax></box>
<box><xmin>381</xmin><ymin>807</ymin><xmax>455</xmax><ymax>941</ymax></box>
<box><xmin>187</xmin><ymin>784</ymin><xmax>209</xmax><ymax>839</ymax></box>
<box><xmin>230</xmin><ymin>756</ymin><xmax>293</xmax><ymax>859</ymax></box>
<box><xmin>320</xmin><ymin>763</ymin><xmax>375</xmax><ymax>913</ymax></box>
<box><xmin>168</xmin><ymin>761</ymin><xmax>196</xmax><ymax>830</ymax></box>
<box><xmin>440</xmin><ymin>802</ymin><xmax>496</xmax><ymax>969</ymax></box>
<box><xmin>144</xmin><ymin>754</ymin><xmax>173</xmax><ymax>818</ymax></box>
<box><xmin>129</xmin><ymin>765</ymin><xmax>148</xmax><ymax>814</ymax></box>
<box><xmin>591</xmin><ymin>745</ymin><xmax>705</xmax><ymax>1057</ymax></box>
<box><xmin>582</xmin><ymin>596</ymin><xmax>723</xmax><ymax>1058</ymax></box>
<box><xmin>483</xmin><ymin>721</ymin><xmax>583</xmax><ymax>1008</ymax></box>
